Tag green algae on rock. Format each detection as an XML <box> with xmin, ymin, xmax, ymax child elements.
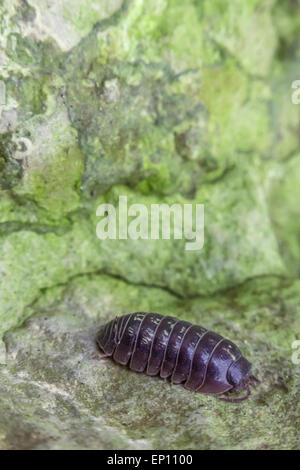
<box><xmin>0</xmin><ymin>0</ymin><xmax>300</xmax><ymax>450</ymax></box>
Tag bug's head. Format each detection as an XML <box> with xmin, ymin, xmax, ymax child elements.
<box><xmin>227</xmin><ymin>356</ymin><xmax>252</xmax><ymax>391</ymax></box>
<box><xmin>221</xmin><ymin>356</ymin><xmax>260</xmax><ymax>402</ymax></box>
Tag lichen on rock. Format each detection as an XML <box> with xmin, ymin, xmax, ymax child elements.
<box><xmin>0</xmin><ymin>0</ymin><xmax>299</xmax><ymax>450</ymax></box>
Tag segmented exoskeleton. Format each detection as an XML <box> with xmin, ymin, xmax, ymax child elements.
<box><xmin>96</xmin><ymin>312</ymin><xmax>259</xmax><ymax>402</ymax></box>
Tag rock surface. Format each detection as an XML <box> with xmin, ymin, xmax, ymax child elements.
<box><xmin>0</xmin><ymin>0</ymin><xmax>299</xmax><ymax>450</ymax></box>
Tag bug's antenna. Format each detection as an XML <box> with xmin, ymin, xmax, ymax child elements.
<box><xmin>249</xmin><ymin>375</ymin><xmax>261</xmax><ymax>387</ymax></box>
<box><xmin>218</xmin><ymin>385</ymin><xmax>251</xmax><ymax>403</ymax></box>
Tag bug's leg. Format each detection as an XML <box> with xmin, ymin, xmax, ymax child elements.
<box><xmin>91</xmin><ymin>352</ymin><xmax>110</xmax><ymax>360</ymax></box>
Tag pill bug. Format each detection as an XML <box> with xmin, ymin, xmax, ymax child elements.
<box><xmin>96</xmin><ymin>312</ymin><xmax>260</xmax><ymax>402</ymax></box>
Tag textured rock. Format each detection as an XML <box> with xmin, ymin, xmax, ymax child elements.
<box><xmin>0</xmin><ymin>0</ymin><xmax>299</xmax><ymax>450</ymax></box>
<box><xmin>1</xmin><ymin>275</ymin><xmax>299</xmax><ymax>450</ymax></box>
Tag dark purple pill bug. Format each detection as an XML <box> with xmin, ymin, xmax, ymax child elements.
<box><xmin>96</xmin><ymin>312</ymin><xmax>260</xmax><ymax>403</ymax></box>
